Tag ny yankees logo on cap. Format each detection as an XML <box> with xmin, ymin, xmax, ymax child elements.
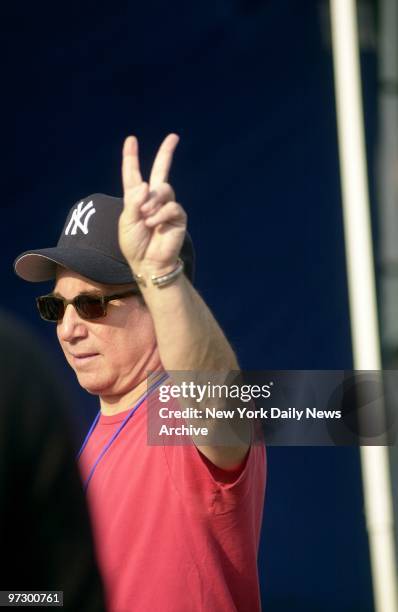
<box><xmin>65</xmin><ymin>200</ymin><xmax>96</xmax><ymax>235</ymax></box>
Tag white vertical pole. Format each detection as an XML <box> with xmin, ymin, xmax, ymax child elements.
<box><xmin>329</xmin><ymin>1</ymin><xmax>398</xmax><ymax>611</ymax></box>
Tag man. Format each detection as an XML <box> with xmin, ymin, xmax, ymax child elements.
<box><xmin>0</xmin><ymin>309</ymin><xmax>106</xmax><ymax>610</ymax></box>
<box><xmin>14</xmin><ymin>134</ymin><xmax>266</xmax><ymax>612</ymax></box>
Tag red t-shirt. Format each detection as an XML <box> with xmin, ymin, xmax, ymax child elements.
<box><xmin>79</xmin><ymin>398</ymin><xmax>266</xmax><ymax>612</ymax></box>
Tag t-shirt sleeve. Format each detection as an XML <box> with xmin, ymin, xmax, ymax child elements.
<box><xmin>163</xmin><ymin>437</ymin><xmax>266</xmax><ymax>516</ymax></box>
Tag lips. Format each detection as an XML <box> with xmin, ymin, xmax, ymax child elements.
<box><xmin>71</xmin><ymin>352</ymin><xmax>99</xmax><ymax>366</ymax></box>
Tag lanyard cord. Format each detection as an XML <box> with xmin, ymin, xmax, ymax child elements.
<box><xmin>78</xmin><ymin>373</ymin><xmax>168</xmax><ymax>492</ymax></box>
<box><xmin>77</xmin><ymin>413</ymin><xmax>100</xmax><ymax>460</ymax></box>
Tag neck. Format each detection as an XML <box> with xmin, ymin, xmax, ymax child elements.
<box><xmin>99</xmin><ymin>372</ymin><xmax>165</xmax><ymax>415</ymax></box>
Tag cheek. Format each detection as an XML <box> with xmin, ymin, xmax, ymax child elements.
<box><xmin>105</xmin><ymin>313</ymin><xmax>156</xmax><ymax>363</ymax></box>
<box><xmin>105</xmin><ymin>332</ymin><xmax>147</xmax><ymax>366</ymax></box>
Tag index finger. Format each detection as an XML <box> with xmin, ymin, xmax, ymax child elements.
<box><xmin>122</xmin><ymin>135</ymin><xmax>143</xmax><ymax>192</ymax></box>
<box><xmin>149</xmin><ymin>133</ymin><xmax>180</xmax><ymax>188</ymax></box>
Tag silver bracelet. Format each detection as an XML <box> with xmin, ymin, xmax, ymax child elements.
<box><xmin>134</xmin><ymin>258</ymin><xmax>184</xmax><ymax>288</ymax></box>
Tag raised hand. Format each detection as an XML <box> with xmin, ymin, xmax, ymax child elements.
<box><xmin>119</xmin><ymin>134</ymin><xmax>187</xmax><ymax>279</ymax></box>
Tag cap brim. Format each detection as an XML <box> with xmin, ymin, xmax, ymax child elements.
<box><xmin>14</xmin><ymin>232</ymin><xmax>195</xmax><ymax>285</ymax></box>
<box><xmin>14</xmin><ymin>247</ymin><xmax>135</xmax><ymax>285</ymax></box>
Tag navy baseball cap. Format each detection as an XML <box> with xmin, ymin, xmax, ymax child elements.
<box><xmin>14</xmin><ymin>193</ymin><xmax>195</xmax><ymax>285</ymax></box>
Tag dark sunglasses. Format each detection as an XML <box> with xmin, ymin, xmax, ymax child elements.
<box><xmin>36</xmin><ymin>289</ymin><xmax>139</xmax><ymax>322</ymax></box>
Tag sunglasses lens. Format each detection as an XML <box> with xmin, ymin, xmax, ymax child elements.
<box><xmin>37</xmin><ymin>297</ymin><xmax>64</xmax><ymax>322</ymax></box>
<box><xmin>76</xmin><ymin>296</ymin><xmax>105</xmax><ymax>319</ymax></box>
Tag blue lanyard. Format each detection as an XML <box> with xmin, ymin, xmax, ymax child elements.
<box><xmin>78</xmin><ymin>373</ymin><xmax>168</xmax><ymax>492</ymax></box>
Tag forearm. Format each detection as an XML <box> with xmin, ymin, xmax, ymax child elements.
<box><xmin>139</xmin><ymin>271</ymin><xmax>251</xmax><ymax>467</ymax></box>
<box><xmin>139</xmin><ymin>271</ymin><xmax>239</xmax><ymax>372</ymax></box>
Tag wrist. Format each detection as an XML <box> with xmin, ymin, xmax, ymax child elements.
<box><xmin>132</xmin><ymin>259</ymin><xmax>184</xmax><ymax>289</ymax></box>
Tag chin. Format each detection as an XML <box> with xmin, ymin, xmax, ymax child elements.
<box><xmin>75</xmin><ymin>373</ymin><xmax>114</xmax><ymax>396</ymax></box>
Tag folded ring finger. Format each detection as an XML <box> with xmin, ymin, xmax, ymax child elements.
<box><xmin>140</xmin><ymin>194</ymin><xmax>163</xmax><ymax>217</ymax></box>
<box><xmin>140</xmin><ymin>183</ymin><xmax>174</xmax><ymax>217</ymax></box>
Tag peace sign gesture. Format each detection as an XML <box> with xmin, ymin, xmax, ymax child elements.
<box><xmin>119</xmin><ymin>133</ymin><xmax>187</xmax><ymax>280</ymax></box>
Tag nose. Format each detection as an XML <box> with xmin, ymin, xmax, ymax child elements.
<box><xmin>57</xmin><ymin>303</ymin><xmax>89</xmax><ymax>343</ymax></box>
